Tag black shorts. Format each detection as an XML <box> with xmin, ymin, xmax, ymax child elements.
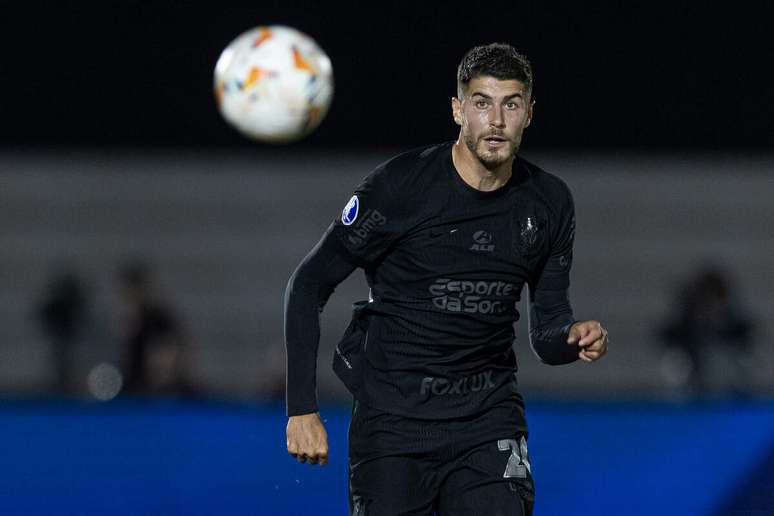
<box><xmin>348</xmin><ymin>400</ymin><xmax>535</xmax><ymax>516</ymax></box>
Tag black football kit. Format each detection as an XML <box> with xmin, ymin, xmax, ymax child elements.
<box><xmin>284</xmin><ymin>142</ymin><xmax>579</xmax><ymax>515</ymax></box>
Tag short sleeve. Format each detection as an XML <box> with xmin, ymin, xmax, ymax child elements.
<box><xmin>331</xmin><ymin>165</ymin><xmax>411</xmax><ymax>267</ymax></box>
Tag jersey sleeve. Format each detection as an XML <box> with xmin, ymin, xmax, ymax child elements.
<box><xmin>284</xmin><ymin>224</ymin><xmax>358</xmax><ymax>416</ymax></box>
<box><xmin>533</xmin><ymin>181</ymin><xmax>576</xmax><ymax>292</ymax></box>
<box><xmin>330</xmin><ymin>163</ymin><xmax>411</xmax><ymax>267</ymax></box>
<box><xmin>528</xmin><ymin>180</ymin><xmax>579</xmax><ymax>365</ymax></box>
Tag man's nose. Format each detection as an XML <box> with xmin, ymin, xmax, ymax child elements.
<box><xmin>489</xmin><ymin>106</ymin><xmax>505</xmax><ymax>127</ymax></box>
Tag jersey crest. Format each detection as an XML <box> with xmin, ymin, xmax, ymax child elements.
<box><xmin>342</xmin><ymin>195</ymin><xmax>359</xmax><ymax>225</ymax></box>
<box><xmin>520</xmin><ymin>216</ymin><xmax>538</xmax><ymax>248</ymax></box>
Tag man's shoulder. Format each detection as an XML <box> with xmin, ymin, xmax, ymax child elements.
<box><xmin>363</xmin><ymin>143</ymin><xmax>450</xmax><ymax>194</ymax></box>
<box><xmin>518</xmin><ymin>155</ymin><xmax>574</xmax><ymax>210</ymax></box>
<box><xmin>380</xmin><ymin>142</ymin><xmax>449</xmax><ymax>172</ymax></box>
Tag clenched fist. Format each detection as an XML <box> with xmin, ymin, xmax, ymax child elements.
<box><xmin>286</xmin><ymin>412</ymin><xmax>329</xmax><ymax>466</ymax></box>
<box><xmin>567</xmin><ymin>320</ymin><xmax>609</xmax><ymax>362</ymax></box>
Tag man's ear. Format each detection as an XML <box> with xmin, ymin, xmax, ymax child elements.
<box><xmin>451</xmin><ymin>97</ymin><xmax>463</xmax><ymax>126</ymax></box>
<box><xmin>525</xmin><ymin>99</ymin><xmax>535</xmax><ymax>127</ymax></box>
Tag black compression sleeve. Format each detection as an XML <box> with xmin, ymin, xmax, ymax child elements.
<box><xmin>527</xmin><ymin>176</ymin><xmax>578</xmax><ymax>365</ymax></box>
<box><xmin>284</xmin><ymin>223</ymin><xmax>357</xmax><ymax>416</ymax></box>
<box><xmin>528</xmin><ymin>287</ymin><xmax>579</xmax><ymax>365</ymax></box>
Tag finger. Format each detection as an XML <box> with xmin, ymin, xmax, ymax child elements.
<box><xmin>580</xmin><ymin>338</ymin><xmax>608</xmax><ymax>361</ymax></box>
<box><xmin>578</xmin><ymin>331</ymin><xmax>598</xmax><ymax>347</ymax></box>
<box><xmin>584</xmin><ymin>338</ymin><xmax>605</xmax><ymax>352</ymax></box>
<box><xmin>593</xmin><ymin>333</ymin><xmax>610</xmax><ymax>353</ymax></box>
<box><xmin>578</xmin><ymin>351</ymin><xmax>593</xmax><ymax>362</ymax></box>
<box><xmin>306</xmin><ymin>450</ymin><xmax>329</xmax><ymax>466</ymax></box>
<box><xmin>579</xmin><ymin>327</ymin><xmax>603</xmax><ymax>347</ymax></box>
<box><xmin>567</xmin><ymin>323</ymin><xmax>586</xmax><ymax>344</ymax></box>
<box><xmin>316</xmin><ymin>449</ymin><xmax>329</xmax><ymax>465</ymax></box>
<box><xmin>586</xmin><ymin>345</ymin><xmax>603</xmax><ymax>356</ymax></box>
<box><xmin>567</xmin><ymin>325</ymin><xmax>583</xmax><ymax>344</ymax></box>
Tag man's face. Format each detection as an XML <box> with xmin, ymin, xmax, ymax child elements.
<box><xmin>452</xmin><ymin>76</ymin><xmax>533</xmax><ymax>168</ymax></box>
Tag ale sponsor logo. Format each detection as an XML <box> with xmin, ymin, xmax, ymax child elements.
<box><xmin>470</xmin><ymin>230</ymin><xmax>494</xmax><ymax>252</ymax></box>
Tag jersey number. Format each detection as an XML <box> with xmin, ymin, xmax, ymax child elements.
<box><xmin>497</xmin><ymin>437</ymin><xmax>531</xmax><ymax>479</ymax></box>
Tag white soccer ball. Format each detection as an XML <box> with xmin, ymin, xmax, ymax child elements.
<box><xmin>214</xmin><ymin>25</ymin><xmax>334</xmax><ymax>143</ymax></box>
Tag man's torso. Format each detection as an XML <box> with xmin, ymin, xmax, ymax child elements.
<box><xmin>332</xmin><ymin>142</ymin><xmax>570</xmax><ymax>422</ymax></box>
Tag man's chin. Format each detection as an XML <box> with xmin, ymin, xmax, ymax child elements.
<box><xmin>476</xmin><ymin>145</ymin><xmax>514</xmax><ymax>168</ymax></box>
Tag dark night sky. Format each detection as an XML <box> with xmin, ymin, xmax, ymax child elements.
<box><xmin>1</xmin><ymin>2</ymin><xmax>772</xmax><ymax>149</ymax></box>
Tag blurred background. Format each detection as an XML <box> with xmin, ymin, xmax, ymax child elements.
<box><xmin>1</xmin><ymin>2</ymin><xmax>772</xmax><ymax>515</ymax></box>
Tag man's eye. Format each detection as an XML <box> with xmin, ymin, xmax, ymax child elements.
<box><xmin>475</xmin><ymin>101</ymin><xmax>488</xmax><ymax>109</ymax></box>
<box><xmin>506</xmin><ymin>102</ymin><xmax>518</xmax><ymax>109</ymax></box>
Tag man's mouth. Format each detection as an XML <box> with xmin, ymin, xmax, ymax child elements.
<box><xmin>483</xmin><ymin>135</ymin><xmax>506</xmax><ymax>146</ymax></box>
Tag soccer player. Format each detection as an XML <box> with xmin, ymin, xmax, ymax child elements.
<box><xmin>284</xmin><ymin>43</ymin><xmax>609</xmax><ymax>516</ymax></box>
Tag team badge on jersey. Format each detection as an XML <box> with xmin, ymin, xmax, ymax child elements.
<box><xmin>513</xmin><ymin>213</ymin><xmax>544</xmax><ymax>260</ymax></box>
<box><xmin>520</xmin><ymin>217</ymin><xmax>538</xmax><ymax>248</ymax></box>
<box><xmin>342</xmin><ymin>195</ymin><xmax>359</xmax><ymax>225</ymax></box>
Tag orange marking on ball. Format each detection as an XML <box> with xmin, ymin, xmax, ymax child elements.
<box><xmin>292</xmin><ymin>47</ymin><xmax>315</xmax><ymax>73</ymax></box>
<box><xmin>252</xmin><ymin>27</ymin><xmax>273</xmax><ymax>47</ymax></box>
<box><xmin>243</xmin><ymin>67</ymin><xmax>268</xmax><ymax>89</ymax></box>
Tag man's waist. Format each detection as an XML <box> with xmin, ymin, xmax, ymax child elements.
<box><xmin>362</xmin><ymin>361</ymin><xmax>517</xmax><ymax>404</ymax></box>
<box><xmin>358</xmin><ymin>366</ymin><xmax>520</xmax><ymax>421</ymax></box>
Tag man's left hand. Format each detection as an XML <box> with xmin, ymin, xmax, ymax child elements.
<box><xmin>567</xmin><ymin>320</ymin><xmax>609</xmax><ymax>362</ymax></box>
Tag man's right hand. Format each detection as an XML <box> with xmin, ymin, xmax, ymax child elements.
<box><xmin>286</xmin><ymin>412</ymin><xmax>329</xmax><ymax>465</ymax></box>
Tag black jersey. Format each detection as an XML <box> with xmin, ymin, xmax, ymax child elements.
<box><xmin>315</xmin><ymin>142</ymin><xmax>576</xmax><ymax>421</ymax></box>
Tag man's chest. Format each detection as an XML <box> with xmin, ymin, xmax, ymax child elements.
<box><xmin>397</xmin><ymin>199</ymin><xmax>549</xmax><ymax>276</ymax></box>
<box><xmin>372</xmin><ymin>200</ymin><xmax>549</xmax><ymax>310</ymax></box>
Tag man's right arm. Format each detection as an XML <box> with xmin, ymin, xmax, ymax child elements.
<box><xmin>284</xmin><ymin>223</ymin><xmax>358</xmax><ymax>466</ymax></box>
<box><xmin>284</xmin><ymin>156</ymin><xmax>409</xmax><ymax>464</ymax></box>
<box><xmin>284</xmin><ymin>223</ymin><xmax>357</xmax><ymax>416</ymax></box>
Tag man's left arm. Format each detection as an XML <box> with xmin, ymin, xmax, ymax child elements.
<box><xmin>528</xmin><ymin>182</ymin><xmax>609</xmax><ymax>365</ymax></box>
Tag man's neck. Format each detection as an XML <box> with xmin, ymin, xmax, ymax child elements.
<box><xmin>451</xmin><ymin>140</ymin><xmax>513</xmax><ymax>192</ymax></box>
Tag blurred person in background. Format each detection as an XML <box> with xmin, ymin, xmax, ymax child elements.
<box><xmin>117</xmin><ymin>261</ymin><xmax>194</xmax><ymax>397</ymax></box>
<box><xmin>37</xmin><ymin>269</ymin><xmax>90</xmax><ymax>395</ymax></box>
<box><xmin>284</xmin><ymin>43</ymin><xmax>609</xmax><ymax>516</ymax></box>
<box><xmin>659</xmin><ymin>265</ymin><xmax>755</xmax><ymax>397</ymax></box>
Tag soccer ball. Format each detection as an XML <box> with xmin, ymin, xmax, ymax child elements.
<box><xmin>214</xmin><ymin>25</ymin><xmax>334</xmax><ymax>143</ymax></box>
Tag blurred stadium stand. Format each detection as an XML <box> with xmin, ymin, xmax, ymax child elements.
<box><xmin>1</xmin><ymin>150</ymin><xmax>772</xmax><ymax>401</ymax></box>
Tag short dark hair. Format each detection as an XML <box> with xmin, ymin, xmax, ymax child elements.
<box><xmin>456</xmin><ymin>43</ymin><xmax>533</xmax><ymax>99</ymax></box>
